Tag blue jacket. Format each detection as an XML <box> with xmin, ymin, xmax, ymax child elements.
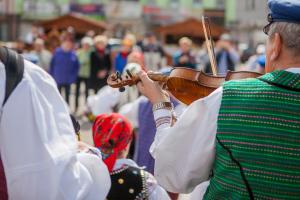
<box><xmin>50</xmin><ymin>48</ymin><xmax>79</xmax><ymax>85</ymax></box>
<box><xmin>114</xmin><ymin>53</ymin><xmax>128</xmax><ymax>73</ymax></box>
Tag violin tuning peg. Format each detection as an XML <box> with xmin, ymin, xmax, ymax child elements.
<box><xmin>126</xmin><ymin>69</ymin><xmax>133</xmax><ymax>78</ymax></box>
<box><xmin>119</xmin><ymin>87</ymin><xmax>126</xmax><ymax>92</ymax></box>
<box><xmin>111</xmin><ymin>74</ymin><xmax>118</xmax><ymax>81</ymax></box>
<box><xmin>116</xmin><ymin>71</ymin><xmax>122</xmax><ymax>79</ymax></box>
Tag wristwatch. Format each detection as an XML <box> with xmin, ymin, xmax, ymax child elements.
<box><xmin>152</xmin><ymin>101</ymin><xmax>173</xmax><ymax>111</ymax></box>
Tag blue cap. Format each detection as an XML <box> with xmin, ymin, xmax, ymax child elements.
<box><xmin>268</xmin><ymin>0</ymin><xmax>300</xmax><ymax>23</ymax></box>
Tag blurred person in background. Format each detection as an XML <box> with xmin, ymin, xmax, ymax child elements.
<box><xmin>205</xmin><ymin>33</ymin><xmax>239</xmax><ymax>74</ymax></box>
<box><xmin>24</xmin><ymin>26</ymin><xmax>42</xmax><ymax>45</ymax></box>
<box><xmin>85</xmin><ymin>51</ymin><xmax>144</xmax><ymax>119</ymax></box>
<box><xmin>75</xmin><ymin>37</ymin><xmax>93</xmax><ymax>113</ymax></box>
<box><xmin>114</xmin><ymin>39</ymin><xmax>133</xmax><ymax>73</ymax></box>
<box><xmin>15</xmin><ymin>40</ymin><xmax>26</xmax><ymax>54</ymax></box>
<box><xmin>50</xmin><ymin>37</ymin><xmax>79</xmax><ymax>105</ymax></box>
<box><xmin>90</xmin><ymin>35</ymin><xmax>111</xmax><ymax>93</ymax></box>
<box><xmin>47</xmin><ymin>27</ymin><xmax>61</xmax><ymax>52</ymax></box>
<box><xmin>117</xmin><ymin>52</ymin><xmax>145</xmax><ymax>108</ymax></box>
<box><xmin>124</xmin><ymin>33</ymin><xmax>140</xmax><ymax>52</ymax></box>
<box><xmin>173</xmin><ymin>37</ymin><xmax>197</xmax><ymax>69</ymax></box>
<box><xmin>86</xmin><ymin>30</ymin><xmax>96</xmax><ymax>38</ymax></box>
<box><xmin>256</xmin><ymin>54</ymin><xmax>266</xmax><ymax>74</ymax></box>
<box><xmin>92</xmin><ymin>113</ymin><xmax>170</xmax><ymax>200</ymax></box>
<box><xmin>141</xmin><ymin>33</ymin><xmax>166</xmax><ymax>71</ymax></box>
<box><xmin>31</xmin><ymin>38</ymin><xmax>52</xmax><ymax>72</ymax></box>
<box><xmin>22</xmin><ymin>52</ymin><xmax>39</xmax><ymax>65</ymax></box>
<box><xmin>245</xmin><ymin>44</ymin><xmax>266</xmax><ymax>72</ymax></box>
<box><xmin>126</xmin><ymin>51</ymin><xmax>145</xmax><ymax>69</ymax></box>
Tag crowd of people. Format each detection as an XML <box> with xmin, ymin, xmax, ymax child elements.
<box><xmin>1</xmin><ymin>0</ymin><xmax>299</xmax><ymax>199</ymax></box>
<box><xmin>11</xmin><ymin>24</ymin><xmax>266</xmax><ymax>114</ymax></box>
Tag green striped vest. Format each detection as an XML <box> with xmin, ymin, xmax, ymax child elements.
<box><xmin>204</xmin><ymin>70</ymin><xmax>300</xmax><ymax>200</ymax></box>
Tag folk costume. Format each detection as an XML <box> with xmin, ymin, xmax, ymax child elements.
<box><xmin>93</xmin><ymin>113</ymin><xmax>170</xmax><ymax>200</ymax></box>
<box><xmin>0</xmin><ymin>49</ymin><xmax>110</xmax><ymax>199</ymax></box>
<box><xmin>119</xmin><ymin>96</ymin><xmax>185</xmax><ymax>174</ymax></box>
<box><xmin>149</xmin><ymin>1</ymin><xmax>300</xmax><ymax>199</ymax></box>
<box><xmin>151</xmin><ymin>67</ymin><xmax>300</xmax><ymax>199</ymax></box>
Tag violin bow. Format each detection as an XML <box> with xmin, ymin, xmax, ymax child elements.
<box><xmin>202</xmin><ymin>16</ymin><xmax>218</xmax><ymax>76</ymax></box>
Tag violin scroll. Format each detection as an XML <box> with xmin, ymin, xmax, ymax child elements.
<box><xmin>107</xmin><ymin>66</ymin><xmax>169</xmax><ymax>90</ymax></box>
<box><xmin>107</xmin><ymin>69</ymin><xmax>140</xmax><ymax>89</ymax></box>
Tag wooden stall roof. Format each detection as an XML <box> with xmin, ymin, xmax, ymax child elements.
<box><xmin>37</xmin><ymin>13</ymin><xmax>107</xmax><ymax>34</ymax></box>
<box><xmin>155</xmin><ymin>18</ymin><xmax>225</xmax><ymax>38</ymax></box>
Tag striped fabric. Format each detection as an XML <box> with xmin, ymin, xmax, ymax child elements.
<box><xmin>204</xmin><ymin>70</ymin><xmax>300</xmax><ymax>199</ymax></box>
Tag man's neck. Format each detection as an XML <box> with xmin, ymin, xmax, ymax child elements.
<box><xmin>277</xmin><ymin>65</ymin><xmax>300</xmax><ymax>71</ymax></box>
<box><xmin>272</xmin><ymin>60</ymin><xmax>300</xmax><ymax>71</ymax></box>
<box><xmin>273</xmin><ymin>50</ymin><xmax>300</xmax><ymax>70</ymax></box>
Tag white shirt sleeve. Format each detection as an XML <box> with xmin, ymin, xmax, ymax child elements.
<box><xmin>0</xmin><ymin>61</ymin><xmax>110</xmax><ymax>200</ymax></box>
<box><xmin>174</xmin><ymin>103</ymin><xmax>186</xmax><ymax>117</ymax></box>
<box><xmin>146</xmin><ymin>171</ymin><xmax>171</xmax><ymax>200</ymax></box>
<box><xmin>119</xmin><ymin>96</ymin><xmax>145</xmax><ymax>128</ymax></box>
<box><xmin>77</xmin><ymin>153</ymin><xmax>111</xmax><ymax>200</ymax></box>
<box><xmin>87</xmin><ymin>86</ymin><xmax>121</xmax><ymax>115</ymax></box>
<box><xmin>150</xmin><ymin>87</ymin><xmax>223</xmax><ymax>194</ymax></box>
<box><xmin>190</xmin><ymin>181</ymin><xmax>210</xmax><ymax>200</ymax></box>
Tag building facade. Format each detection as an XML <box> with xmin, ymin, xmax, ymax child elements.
<box><xmin>227</xmin><ymin>0</ymin><xmax>268</xmax><ymax>47</ymax></box>
<box><xmin>0</xmin><ymin>0</ymin><xmax>229</xmax><ymax>41</ymax></box>
<box><xmin>0</xmin><ymin>0</ymin><xmax>22</xmax><ymax>41</ymax></box>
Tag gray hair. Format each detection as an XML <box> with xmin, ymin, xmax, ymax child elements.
<box><xmin>269</xmin><ymin>22</ymin><xmax>300</xmax><ymax>56</ymax></box>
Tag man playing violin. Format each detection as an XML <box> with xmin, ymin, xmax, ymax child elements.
<box><xmin>136</xmin><ymin>0</ymin><xmax>300</xmax><ymax>199</ymax></box>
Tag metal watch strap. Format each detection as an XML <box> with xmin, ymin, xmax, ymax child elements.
<box><xmin>152</xmin><ymin>102</ymin><xmax>173</xmax><ymax>111</ymax></box>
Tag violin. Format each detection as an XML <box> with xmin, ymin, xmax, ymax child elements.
<box><xmin>107</xmin><ymin>67</ymin><xmax>261</xmax><ymax>105</ymax></box>
<box><xmin>107</xmin><ymin>16</ymin><xmax>262</xmax><ymax>105</ymax></box>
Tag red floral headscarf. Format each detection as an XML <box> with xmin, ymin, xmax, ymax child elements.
<box><xmin>92</xmin><ymin>113</ymin><xmax>133</xmax><ymax>172</ymax></box>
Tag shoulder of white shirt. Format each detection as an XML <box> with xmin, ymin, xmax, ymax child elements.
<box><xmin>285</xmin><ymin>68</ymin><xmax>300</xmax><ymax>73</ymax></box>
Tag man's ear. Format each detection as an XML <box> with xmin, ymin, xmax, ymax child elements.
<box><xmin>270</xmin><ymin>33</ymin><xmax>282</xmax><ymax>61</ymax></box>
